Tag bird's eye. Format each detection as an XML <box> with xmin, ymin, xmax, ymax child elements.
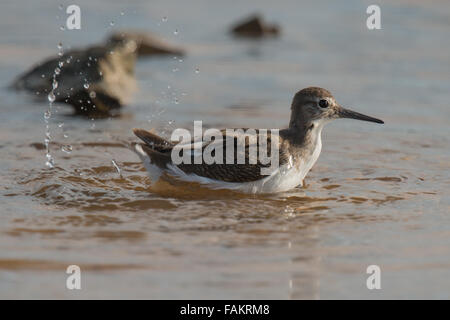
<box><xmin>318</xmin><ymin>99</ymin><xmax>329</xmax><ymax>108</ymax></box>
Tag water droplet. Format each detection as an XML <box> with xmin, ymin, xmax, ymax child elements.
<box><xmin>162</xmin><ymin>16</ymin><xmax>168</xmax><ymax>22</ymax></box>
<box><xmin>58</xmin><ymin>4</ymin><xmax>63</xmax><ymax>10</ymax></box>
<box><xmin>58</xmin><ymin>42</ymin><xmax>64</xmax><ymax>57</ymax></box>
<box><xmin>61</xmin><ymin>145</ymin><xmax>73</xmax><ymax>154</ymax></box>
<box><xmin>83</xmin><ymin>83</ymin><xmax>90</xmax><ymax>89</ymax></box>
<box><xmin>59</xmin><ymin>25</ymin><xmax>65</xmax><ymax>31</ymax></box>
<box><xmin>52</xmin><ymin>79</ymin><xmax>58</xmax><ymax>90</ymax></box>
<box><xmin>58</xmin><ymin>122</ymin><xmax>64</xmax><ymax>128</ymax></box>
<box><xmin>44</xmin><ymin>110</ymin><xmax>51</xmax><ymax>119</ymax></box>
<box><xmin>41</xmin><ymin>74</ymin><xmax>45</xmax><ymax>78</ymax></box>
<box><xmin>89</xmin><ymin>91</ymin><xmax>96</xmax><ymax>98</ymax></box>
<box><xmin>110</xmin><ymin>20</ymin><xmax>115</xmax><ymax>26</ymax></box>
<box><xmin>174</xmin><ymin>98</ymin><xmax>179</xmax><ymax>104</ymax></box>
<box><xmin>172</xmin><ymin>68</ymin><xmax>179</xmax><ymax>72</ymax></box>
<box><xmin>173</xmin><ymin>29</ymin><xmax>178</xmax><ymax>35</ymax></box>
<box><xmin>111</xmin><ymin>159</ymin><xmax>122</xmax><ymax>177</ymax></box>
<box><xmin>284</xmin><ymin>205</ymin><xmax>295</xmax><ymax>217</ymax></box>
<box><xmin>195</xmin><ymin>68</ymin><xmax>200</xmax><ymax>74</ymax></box>
<box><xmin>120</xmin><ymin>11</ymin><xmax>125</xmax><ymax>16</ymax></box>
<box><xmin>55</xmin><ymin>67</ymin><xmax>61</xmax><ymax>75</ymax></box>
<box><xmin>47</xmin><ymin>93</ymin><xmax>55</xmax><ymax>103</ymax></box>
<box><xmin>45</xmin><ymin>155</ymin><xmax>54</xmax><ymax>168</ymax></box>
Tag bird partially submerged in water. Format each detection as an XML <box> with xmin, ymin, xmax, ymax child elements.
<box><xmin>133</xmin><ymin>87</ymin><xmax>384</xmax><ymax>193</ymax></box>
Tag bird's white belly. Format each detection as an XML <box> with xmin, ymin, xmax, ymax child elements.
<box><xmin>166</xmin><ymin>163</ymin><xmax>302</xmax><ymax>193</ymax></box>
<box><xmin>166</xmin><ymin>137</ymin><xmax>322</xmax><ymax>194</ymax></box>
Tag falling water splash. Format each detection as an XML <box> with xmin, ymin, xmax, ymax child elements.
<box><xmin>111</xmin><ymin>159</ymin><xmax>122</xmax><ymax>178</ymax></box>
<box><xmin>44</xmin><ymin>42</ymin><xmax>64</xmax><ymax>168</ymax></box>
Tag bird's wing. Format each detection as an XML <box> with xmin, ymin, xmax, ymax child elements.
<box><xmin>133</xmin><ymin>128</ymin><xmax>289</xmax><ymax>183</ymax></box>
<box><xmin>176</xmin><ymin>128</ymin><xmax>289</xmax><ymax>182</ymax></box>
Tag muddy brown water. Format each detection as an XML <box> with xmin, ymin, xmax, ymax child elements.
<box><xmin>0</xmin><ymin>0</ymin><xmax>449</xmax><ymax>298</ymax></box>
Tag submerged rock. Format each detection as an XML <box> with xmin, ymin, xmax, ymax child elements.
<box><xmin>11</xmin><ymin>40</ymin><xmax>138</xmax><ymax>117</ymax></box>
<box><xmin>108</xmin><ymin>30</ymin><xmax>185</xmax><ymax>56</ymax></box>
<box><xmin>231</xmin><ymin>14</ymin><xmax>280</xmax><ymax>38</ymax></box>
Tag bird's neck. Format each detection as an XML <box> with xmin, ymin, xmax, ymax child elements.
<box><xmin>287</xmin><ymin>120</ymin><xmax>324</xmax><ymax>148</ymax></box>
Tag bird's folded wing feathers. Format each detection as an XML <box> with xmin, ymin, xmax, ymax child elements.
<box><xmin>133</xmin><ymin>128</ymin><xmax>288</xmax><ymax>183</ymax></box>
<box><xmin>177</xmin><ymin>129</ymin><xmax>288</xmax><ymax>182</ymax></box>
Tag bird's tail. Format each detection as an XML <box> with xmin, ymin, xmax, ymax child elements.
<box><xmin>132</xmin><ymin>128</ymin><xmax>173</xmax><ymax>182</ymax></box>
<box><xmin>132</xmin><ymin>128</ymin><xmax>173</xmax><ymax>153</ymax></box>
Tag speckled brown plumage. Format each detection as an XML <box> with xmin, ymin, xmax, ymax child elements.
<box><xmin>134</xmin><ymin>128</ymin><xmax>291</xmax><ymax>182</ymax></box>
<box><xmin>133</xmin><ymin>87</ymin><xmax>384</xmax><ymax>186</ymax></box>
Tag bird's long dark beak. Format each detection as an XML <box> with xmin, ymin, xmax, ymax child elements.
<box><xmin>338</xmin><ymin>107</ymin><xmax>384</xmax><ymax>124</ymax></box>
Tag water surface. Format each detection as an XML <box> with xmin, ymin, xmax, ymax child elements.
<box><xmin>0</xmin><ymin>0</ymin><xmax>449</xmax><ymax>298</ymax></box>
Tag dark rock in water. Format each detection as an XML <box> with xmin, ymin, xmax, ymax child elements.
<box><xmin>108</xmin><ymin>30</ymin><xmax>185</xmax><ymax>57</ymax></box>
<box><xmin>231</xmin><ymin>14</ymin><xmax>280</xmax><ymax>38</ymax></box>
<box><xmin>11</xmin><ymin>40</ymin><xmax>138</xmax><ymax>117</ymax></box>
<box><xmin>29</xmin><ymin>142</ymin><xmax>46</xmax><ymax>150</ymax></box>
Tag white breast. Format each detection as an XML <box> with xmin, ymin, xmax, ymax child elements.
<box><xmin>299</xmin><ymin>127</ymin><xmax>322</xmax><ymax>181</ymax></box>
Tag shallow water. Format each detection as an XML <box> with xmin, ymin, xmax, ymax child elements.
<box><xmin>0</xmin><ymin>0</ymin><xmax>450</xmax><ymax>299</ymax></box>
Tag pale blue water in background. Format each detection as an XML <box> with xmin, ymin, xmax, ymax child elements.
<box><xmin>0</xmin><ymin>0</ymin><xmax>449</xmax><ymax>298</ymax></box>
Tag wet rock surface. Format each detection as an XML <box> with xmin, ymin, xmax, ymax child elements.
<box><xmin>231</xmin><ymin>14</ymin><xmax>280</xmax><ymax>38</ymax></box>
<box><xmin>12</xmin><ymin>41</ymin><xmax>138</xmax><ymax>117</ymax></box>
<box><xmin>108</xmin><ymin>30</ymin><xmax>185</xmax><ymax>56</ymax></box>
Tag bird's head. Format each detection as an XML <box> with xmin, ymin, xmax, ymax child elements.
<box><xmin>289</xmin><ymin>87</ymin><xmax>384</xmax><ymax>129</ymax></box>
